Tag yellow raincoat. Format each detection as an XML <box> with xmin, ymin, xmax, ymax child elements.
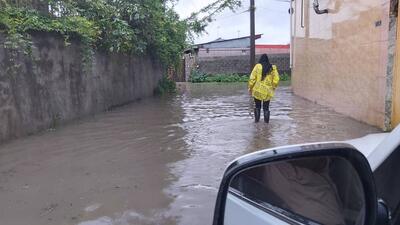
<box><xmin>248</xmin><ymin>64</ymin><xmax>280</xmax><ymax>101</ymax></box>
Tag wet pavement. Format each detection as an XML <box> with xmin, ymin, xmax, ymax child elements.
<box><xmin>0</xmin><ymin>83</ymin><xmax>379</xmax><ymax>225</ymax></box>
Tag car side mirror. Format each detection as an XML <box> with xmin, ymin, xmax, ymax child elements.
<box><xmin>212</xmin><ymin>143</ymin><xmax>379</xmax><ymax>225</ymax></box>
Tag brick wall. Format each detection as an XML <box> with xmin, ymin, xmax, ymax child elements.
<box><xmin>196</xmin><ymin>54</ymin><xmax>291</xmax><ymax>75</ymax></box>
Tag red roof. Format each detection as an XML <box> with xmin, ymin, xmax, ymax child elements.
<box><xmin>256</xmin><ymin>44</ymin><xmax>290</xmax><ymax>49</ymax></box>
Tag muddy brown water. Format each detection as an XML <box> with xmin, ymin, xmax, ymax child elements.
<box><xmin>0</xmin><ymin>83</ymin><xmax>379</xmax><ymax>225</ymax></box>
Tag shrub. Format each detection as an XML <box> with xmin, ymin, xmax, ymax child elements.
<box><xmin>155</xmin><ymin>76</ymin><xmax>176</xmax><ymax>95</ymax></box>
<box><xmin>280</xmin><ymin>72</ymin><xmax>291</xmax><ymax>81</ymax></box>
<box><xmin>189</xmin><ymin>70</ymin><xmax>248</xmax><ymax>83</ymax></box>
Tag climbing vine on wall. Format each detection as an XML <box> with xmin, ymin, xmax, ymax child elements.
<box><xmin>0</xmin><ymin>0</ymin><xmax>241</xmax><ymax>68</ymax></box>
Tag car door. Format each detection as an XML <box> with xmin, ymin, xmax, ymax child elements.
<box><xmin>374</xmin><ymin>143</ymin><xmax>400</xmax><ymax>225</ymax></box>
<box><xmin>212</xmin><ymin>142</ymin><xmax>398</xmax><ymax>225</ymax></box>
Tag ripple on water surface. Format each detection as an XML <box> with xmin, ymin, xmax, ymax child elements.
<box><xmin>0</xmin><ymin>83</ymin><xmax>379</xmax><ymax>225</ymax></box>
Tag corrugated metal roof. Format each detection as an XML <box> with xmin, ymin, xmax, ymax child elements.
<box><xmin>195</xmin><ymin>34</ymin><xmax>263</xmax><ymax>47</ymax></box>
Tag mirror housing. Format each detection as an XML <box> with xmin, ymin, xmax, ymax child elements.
<box><xmin>212</xmin><ymin>143</ymin><xmax>378</xmax><ymax>225</ymax></box>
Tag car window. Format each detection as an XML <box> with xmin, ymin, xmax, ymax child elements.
<box><xmin>230</xmin><ymin>157</ymin><xmax>365</xmax><ymax>225</ymax></box>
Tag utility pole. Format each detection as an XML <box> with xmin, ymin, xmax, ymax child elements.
<box><xmin>250</xmin><ymin>0</ymin><xmax>256</xmax><ymax>70</ymax></box>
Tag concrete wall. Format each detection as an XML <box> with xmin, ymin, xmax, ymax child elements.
<box><xmin>184</xmin><ymin>54</ymin><xmax>196</xmax><ymax>81</ymax></box>
<box><xmin>292</xmin><ymin>0</ymin><xmax>392</xmax><ymax>129</ymax></box>
<box><xmin>197</xmin><ymin>54</ymin><xmax>291</xmax><ymax>75</ymax></box>
<box><xmin>0</xmin><ymin>32</ymin><xmax>163</xmax><ymax>143</ymax></box>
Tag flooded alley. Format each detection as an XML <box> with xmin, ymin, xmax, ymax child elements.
<box><xmin>0</xmin><ymin>83</ymin><xmax>379</xmax><ymax>225</ymax></box>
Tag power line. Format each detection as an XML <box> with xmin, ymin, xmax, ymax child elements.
<box><xmin>215</xmin><ymin>9</ymin><xmax>250</xmax><ymax>21</ymax></box>
<box><xmin>257</xmin><ymin>7</ymin><xmax>288</xmax><ymax>14</ymax></box>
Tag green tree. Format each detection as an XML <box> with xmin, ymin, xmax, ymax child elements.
<box><xmin>0</xmin><ymin>0</ymin><xmax>242</xmax><ymax>68</ymax></box>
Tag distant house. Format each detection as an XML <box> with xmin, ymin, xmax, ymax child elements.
<box><xmin>181</xmin><ymin>35</ymin><xmax>291</xmax><ymax>81</ymax></box>
<box><xmin>256</xmin><ymin>44</ymin><xmax>290</xmax><ymax>55</ymax></box>
<box><xmin>188</xmin><ymin>35</ymin><xmax>290</xmax><ymax>58</ymax></box>
<box><xmin>194</xmin><ymin>34</ymin><xmax>262</xmax><ymax>58</ymax></box>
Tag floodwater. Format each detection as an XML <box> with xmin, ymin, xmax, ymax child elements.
<box><xmin>0</xmin><ymin>83</ymin><xmax>379</xmax><ymax>225</ymax></box>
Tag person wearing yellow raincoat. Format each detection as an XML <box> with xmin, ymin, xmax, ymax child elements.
<box><xmin>248</xmin><ymin>54</ymin><xmax>280</xmax><ymax>123</ymax></box>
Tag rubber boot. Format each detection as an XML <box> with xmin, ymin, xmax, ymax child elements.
<box><xmin>264</xmin><ymin>110</ymin><xmax>270</xmax><ymax>123</ymax></box>
<box><xmin>254</xmin><ymin>108</ymin><xmax>261</xmax><ymax>123</ymax></box>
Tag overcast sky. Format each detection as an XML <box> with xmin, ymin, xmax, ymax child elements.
<box><xmin>174</xmin><ymin>0</ymin><xmax>291</xmax><ymax>45</ymax></box>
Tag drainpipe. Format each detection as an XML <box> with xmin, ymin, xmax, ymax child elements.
<box><xmin>313</xmin><ymin>0</ymin><xmax>328</xmax><ymax>14</ymax></box>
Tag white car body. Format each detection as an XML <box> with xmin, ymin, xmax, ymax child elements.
<box><xmin>347</xmin><ymin>125</ymin><xmax>400</xmax><ymax>171</ymax></box>
<box><xmin>224</xmin><ymin>125</ymin><xmax>400</xmax><ymax>225</ymax></box>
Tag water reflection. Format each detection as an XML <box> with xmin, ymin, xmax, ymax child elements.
<box><xmin>166</xmin><ymin>83</ymin><xmax>378</xmax><ymax>225</ymax></box>
<box><xmin>0</xmin><ymin>83</ymin><xmax>379</xmax><ymax>225</ymax></box>
<box><xmin>0</xmin><ymin>95</ymin><xmax>187</xmax><ymax>225</ymax></box>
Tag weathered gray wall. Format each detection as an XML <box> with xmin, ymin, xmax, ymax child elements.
<box><xmin>0</xmin><ymin>32</ymin><xmax>163</xmax><ymax>143</ymax></box>
<box><xmin>197</xmin><ymin>54</ymin><xmax>291</xmax><ymax>75</ymax></box>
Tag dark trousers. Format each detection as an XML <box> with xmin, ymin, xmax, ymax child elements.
<box><xmin>254</xmin><ymin>98</ymin><xmax>270</xmax><ymax>111</ymax></box>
